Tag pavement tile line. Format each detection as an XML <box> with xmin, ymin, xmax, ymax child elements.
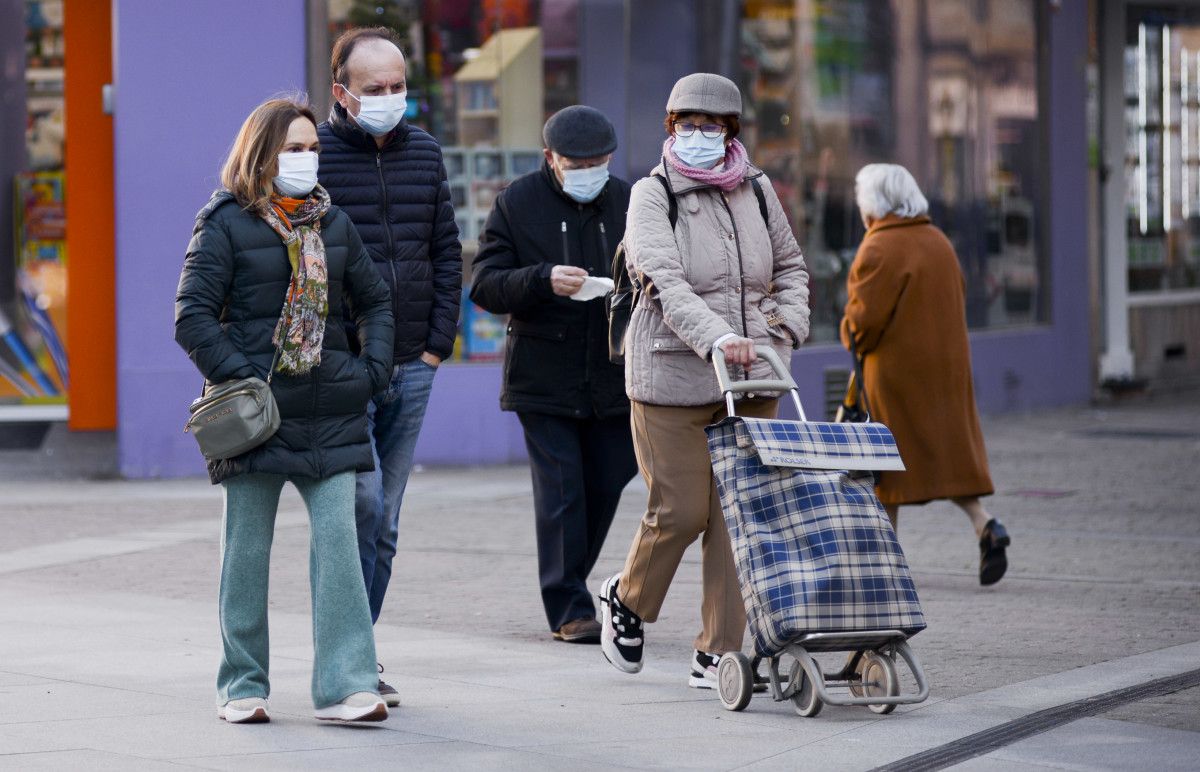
<box><xmin>868</xmin><ymin>666</ymin><xmax>1200</xmax><ymax>772</ymax></box>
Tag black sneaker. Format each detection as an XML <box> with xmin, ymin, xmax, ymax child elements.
<box><xmin>598</xmin><ymin>574</ymin><xmax>643</xmax><ymax>673</ymax></box>
<box><xmin>377</xmin><ymin>663</ymin><xmax>400</xmax><ymax>707</ymax></box>
<box><xmin>979</xmin><ymin>519</ymin><xmax>1011</xmax><ymax>586</ymax></box>
<box><xmin>688</xmin><ymin>650</ymin><xmax>720</xmax><ymax>689</ymax></box>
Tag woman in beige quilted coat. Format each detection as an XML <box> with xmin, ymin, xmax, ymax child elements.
<box><xmin>598</xmin><ymin>73</ymin><xmax>810</xmax><ymax>689</ymax></box>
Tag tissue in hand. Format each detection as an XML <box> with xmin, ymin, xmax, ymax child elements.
<box><xmin>569</xmin><ymin>275</ymin><xmax>615</xmax><ymax>301</ymax></box>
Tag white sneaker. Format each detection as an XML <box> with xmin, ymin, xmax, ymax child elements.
<box><xmin>314</xmin><ymin>691</ymin><xmax>388</xmax><ymax>722</ymax></box>
<box><xmin>218</xmin><ymin>697</ymin><xmax>269</xmax><ymax>723</ymax></box>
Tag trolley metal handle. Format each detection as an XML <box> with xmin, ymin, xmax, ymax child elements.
<box><xmin>713</xmin><ymin>344</ymin><xmax>807</xmax><ymax>420</ymax></box>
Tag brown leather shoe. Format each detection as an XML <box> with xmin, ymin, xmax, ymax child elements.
<box><xmin>553</xmin><ymin>617</ymin><xmax>601</xmax><ymax>643</ymax></box>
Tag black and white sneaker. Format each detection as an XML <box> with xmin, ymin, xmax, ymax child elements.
<box><xmin>690</xmin><ymin>651</ymin><xmax>771</xmax><ymax>692</ymax></box>
<box><xmin>598</xmin><ymin>574</ymin><xmax>643</xmax><ymax>673</ymax></box>
<box><xmin>688</xmin><ymin>650</ymin><xmax>720</xmax><ymax>689</ymax></box>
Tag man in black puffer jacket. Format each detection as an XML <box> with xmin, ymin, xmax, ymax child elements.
<box><xmin>316</xmin><ymin>27</ymin><xmax>461</xmax><ymax>704</ymax></box>
<box><xmin>470</xmin><ymin>106</ymin><xmax>638</xmax><ymax>644</ymax></box>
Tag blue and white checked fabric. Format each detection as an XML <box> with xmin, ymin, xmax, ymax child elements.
<box><xmin>735</xmin><ymin>418</ymin><xmax>906</xmax><ymax>471</ymax></box>
<box><xmin>707</xmin><ymin>417</ymin><xmax>926</xmax><ymax>656</ymax></box>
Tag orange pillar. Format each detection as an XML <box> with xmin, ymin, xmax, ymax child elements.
<box><xmin>63</xmin><ymin>0</ymin><xmax>116</xmax><ymax>429</ymax></box>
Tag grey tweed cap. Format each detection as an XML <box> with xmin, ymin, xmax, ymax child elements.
<box><xmin>542</xmin><ymin>105</ymin><xmax>617</xmax><ymax>158</ymax></box>
<box><xmin>666</xmin><ymin>73</ymin><xmax>742</xmax><ymax>117</ymax></box>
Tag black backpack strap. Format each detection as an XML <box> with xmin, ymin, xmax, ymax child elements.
<box><xmin>654</xmin><ymin>172</ymin><xmax>678</xmax><ymax>229</ymax></box>
<box><xmin>750</xmin><ymin>177</ymin><xmax>769</xmax><ymax>228</ymax></box>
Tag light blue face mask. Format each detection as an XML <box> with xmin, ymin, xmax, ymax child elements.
<box><xmin>340</xmin><ymin>85</ymin><xmax>407</xmax><ymax>136</ymax></box>
<box><xmin>672</xmin><ymin>132</ymin><xmax>727</xmax><ymax>169</ymax></box>
<box><xmin>560</xmin><ymin>162</ymin><xmax>610</xmax><ymax>203</ymax></box>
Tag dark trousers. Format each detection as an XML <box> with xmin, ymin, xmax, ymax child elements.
<box><xmin>518</xmin><ymin>411</ymin><xmax>639</xmax><ymax>632</ymax></box>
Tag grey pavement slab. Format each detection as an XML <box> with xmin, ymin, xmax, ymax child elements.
<box><xmin>175</xmin><ymin>741</ymin><xmax>627</xmax><ymax>772</ymax></box>
<box><xmin>958</xmin><ymin>717</ymin><xmax>1200</xmax><ymax>771</ymax></box>
<box><xmin>1</xmin><ymin>392</ymin><xmax>1199</xmax><ymax>768</ymax></box>
<box><xmin>0</xmin><ymin>749</ymin><xmax>187</xmax><ymax>771</ymax></box>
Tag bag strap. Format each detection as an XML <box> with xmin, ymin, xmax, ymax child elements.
<box><xmin>750</xmin><ymin>177</ymin><xmax>769</xmax><ymax>227</ymax></box>
<box><xmin>654</xmin><ymin>171</ymin><xmax>678</xmax><ymax>229</ymax></box>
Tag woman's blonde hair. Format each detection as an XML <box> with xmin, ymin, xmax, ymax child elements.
<box><xmin>220</xmin><ymin>98</ymin><xmax>317</xmax><ymax>212</ymax></box>
<box><xmin>855</xmin><ymin>163</ymin><xmax>929</xmax><ymax>220</ymax></box>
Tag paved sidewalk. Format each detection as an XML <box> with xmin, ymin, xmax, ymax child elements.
<box><xmin>1</xmin><ymin>392</ymin><xmax>1198</xmax><ymax>769</ymax></box>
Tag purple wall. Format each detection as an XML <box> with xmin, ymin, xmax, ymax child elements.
<box><xmin>114</xmin><ymin>0</ymin><xmax>307</xmax><ymax>477</ymax></box>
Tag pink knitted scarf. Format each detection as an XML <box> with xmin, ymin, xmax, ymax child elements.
<box><xmin>663</xmin><ymin>137</ymin><xmax>749</xmax><ymax>192</ymax></box>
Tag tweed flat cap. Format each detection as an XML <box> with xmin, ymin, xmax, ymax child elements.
<box><xmin>542</xmin><ymin>105</ymin><xmax>618</xmax><ymax>158</ymax></box>
<box><xmin>666</xmin><ymin>73</ymin><xmax>742</xmax><ymax>117</ymax></box>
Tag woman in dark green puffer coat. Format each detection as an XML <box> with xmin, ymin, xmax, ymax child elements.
<box><xmin>174</xmin><ymin>98</ymin><xmax>393</xmax><ymax>725</ymax></box>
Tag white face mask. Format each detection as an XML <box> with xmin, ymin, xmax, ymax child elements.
<box><xmin>672</xmin><ymin>131</ymin><xmax>726</xmax><ymax>169</ymax></box>
<box><xmin>340</xmin><ymin>85</ymin><xmax>407</xmax><ymax>136</ymax></box>
<box><xmin>274</xmin><ymin>151</ymin><xmax>319</xmax><ymax>198</ymax></box>
<box><xmin>560</xmin><ymin>161</ymin><xmax>610</xmax><ymax>203</ymax></box>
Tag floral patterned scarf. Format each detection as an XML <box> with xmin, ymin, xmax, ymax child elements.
<box><xmin>259</xmin><ymin>186</ymin><xmax>331</xmax><ymax>375</ymax></box>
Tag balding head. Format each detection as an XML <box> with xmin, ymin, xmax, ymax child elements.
<box><xmin>331</xmin><ymin>28</ymin><xmax>407</xmax><ymax>114</ymax></box>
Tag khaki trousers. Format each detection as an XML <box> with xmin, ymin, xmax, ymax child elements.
<box><xmin>618</xmin><ymin>398</ymin><xmax>778</xmax><ymax>654</ymax></box>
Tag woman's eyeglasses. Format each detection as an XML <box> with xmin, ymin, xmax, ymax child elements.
<box><xmin>673</xmin><ymin>122</ymin><xmax>726</xmax><ymax>139</ymax></box>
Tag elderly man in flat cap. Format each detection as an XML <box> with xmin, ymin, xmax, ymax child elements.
<box><xmin>470</xmin><ymin>105</ymin><xmax>637</xmax><ymax>643</ymax></box>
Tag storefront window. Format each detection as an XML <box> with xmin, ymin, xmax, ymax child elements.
<box><xmin>1125</xmin><ymin>5</ymin><xmax>1200</xmax><ymax>293</ymax></box>
<box><xmin>2</xmin><ymin>0</ymin><xmax>68</xmax><ymax>408</ymax></box>
<box><xmin>313</xmin><ymin>0</ymin><xmax>578</xmax><ymax>362</ymax></box>
<box><xmin>737</xmin><ymin>0</ymin><xmax>1045</xmax><ymax>341</ymax></box>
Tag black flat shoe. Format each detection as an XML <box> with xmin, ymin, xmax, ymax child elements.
<box><xmin>979</xmin><ymin>519</ymin><xmax>1010</xmax><ymax>586</ymax></box>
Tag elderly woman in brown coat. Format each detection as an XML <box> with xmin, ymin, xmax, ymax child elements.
<box><xmin>840</xmin><ymin>163</ymin><xmax>1010</xmax><ymax>586</ymax></box>
<box><xmin>597</xmin><ymin>73</ymin><xmax>810</xmax><ymax>688</ymax></box>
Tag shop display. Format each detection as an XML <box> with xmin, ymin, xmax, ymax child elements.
<box><xmin>1125</xmin><ymin>14</ymin><xmax>1200</xmax><ymax>291</ymax></box>
<box><xmin>3</xmin><ymin>172</ymin><xmax>67</xmax><ymax>401</ymax></box>
<box><xmin>320</xmin><ymin>1</ymin><xmax>579</xmax><ymax>363</ymax></box>
<box><xmin>739</xmin><ymin>0</ymin><xmax>1043</xmax><ymax>336</ymax></box>
<box><xmin>3</xmin><ymin>1</ymin><xmax>68</xmax><ymax>406</ymax></box>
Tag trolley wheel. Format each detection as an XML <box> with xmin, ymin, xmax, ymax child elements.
<box><xmin>717</xmin><ymin>653</ymin><xmax>753</xmax><ymax>712</ymax></box>
<box><xmin>847</xmin><ymin>650</ymin><xmax>867</xmax><ymax>698</ymax></box>
<box><xmin>790</xmin><ymin>657</ymin><xmax>823</xmax><ymax>718</ymax></box>
<box><xmin>861</xmin><ymin>652</ymin><xmax>899</xmax><ymax>714</ymax></box>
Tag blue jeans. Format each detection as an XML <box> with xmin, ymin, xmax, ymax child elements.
<box><xmin>217</xmin><ymin>472</ymin><xmax>378</xmax><ymax>708</ymax></box>
<box><xmin>355</xmin><ymin>358</ymin><xmax>437</xmax><ymax>623</ymax></box>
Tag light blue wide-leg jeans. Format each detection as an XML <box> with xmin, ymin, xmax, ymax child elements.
<box><xmin>217</xmin><ymin>471</ymin><xmax>379</xmax><ymax>708</ymax></box>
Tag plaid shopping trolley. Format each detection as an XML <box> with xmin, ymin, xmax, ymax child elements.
<box><xmin>703</xmin><ymin>346</ymin><xmax>930</xmax><ymax>717</ymax></box>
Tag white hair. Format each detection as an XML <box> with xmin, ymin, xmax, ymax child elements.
<box><xmin>855</xmin><ymin>164</ymin><xmax>928</xmax><ymax>220</ymax></box>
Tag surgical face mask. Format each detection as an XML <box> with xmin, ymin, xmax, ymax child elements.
<box><xmin>560</xmin><ymin>161</ymin><xmax>609</xmax><ymax>203</ymax></box>
<box><xmin>274</xmin><ymin>151</ymin><xmax>319</xmax><ymax>198</ymax></box>
<box><xmin>340</xmin><ymin>85</ymin><xmax>407</xmax><ymax>136</ymax></box>
<box><xmin>672</xmin><ymin>131</ymin><xmax>727</xmax><ymax>169</ymax></box>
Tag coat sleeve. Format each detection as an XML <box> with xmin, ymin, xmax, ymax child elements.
<box><xmin>760</xmin><ymin>177</ymin><xmax>811</xmax><ymax>347</ymax></box>
<box><xmin>425</xmin><ymin>155</ymin><xmax>463</xmax><ymax>361</ymax></box>
<box><xmin>174</xmin><ymin>214</ymin><xmax>256</xmax><ymax>383</ymax></box>
<box><xmin>840</xmin><ymin>237</ymin><xmax>907</xmax><ymax>355</ymax></box>
<box><xmin>626</xmin><ymin>176</ymin><xmax>736</xmax><ymax>358</ymax></box>
<box><xmin>341</xmin><ymin>218</ymin><xmax>394</xmax><ymax>394</ymax></box>
<box><xmin>469</xmin><ymin>189</ymin><xmax>554</xmax><ymax>314</ymax></box>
